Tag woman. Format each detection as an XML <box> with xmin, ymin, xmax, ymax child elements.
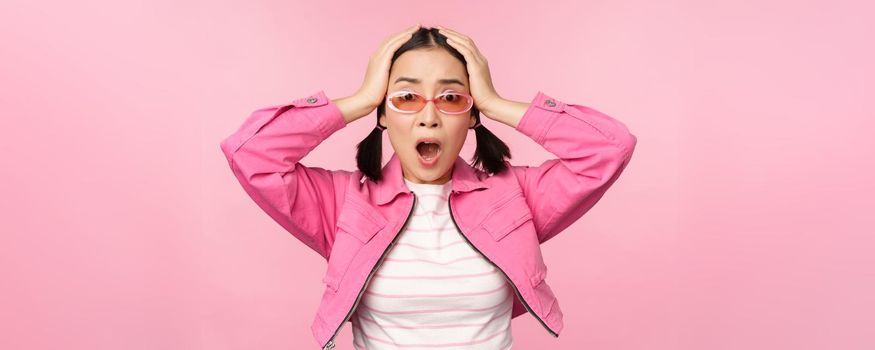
<box><xmin>220</xmin><ymin>23</ymin><xmax>637</xmax><ymax>350</ymax></box>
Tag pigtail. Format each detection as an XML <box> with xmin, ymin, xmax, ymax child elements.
<box><xmin>356</xmin><ymin>124</ymin><xmax>385</xmax><ymax>182</ymax></box>
<box><xmin>470</xmin><ymin>116</ymin><xmax>511</xmax><ymax>175</ymax></box>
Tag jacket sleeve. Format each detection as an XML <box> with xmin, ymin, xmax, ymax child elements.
<box><xmin>219</xmin><ymin>90</ymin><xmax>350</xmax><ymax>259</ymax></box>
<box><xmin>511</xmin><ymin>91</ymin><xmax>637</xmax><ymax>244</ymax></box>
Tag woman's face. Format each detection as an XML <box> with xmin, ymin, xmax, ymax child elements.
<box><xmin>379</xmin><ymin>48</ymin><xmax>477</xmax><ymax>185</ymax></box>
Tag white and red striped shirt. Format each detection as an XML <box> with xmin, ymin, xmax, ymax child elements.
<box><xmin>351</xmin><ymin>178</ymin><xmax>514</xmax><ymax>350</ymax></box>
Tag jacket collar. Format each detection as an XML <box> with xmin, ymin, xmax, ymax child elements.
<box><xmin>374</xmin><ymin>153</ymin><xmax>490</xmax><ymax>205</ymax></box>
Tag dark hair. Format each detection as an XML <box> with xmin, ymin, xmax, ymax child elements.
<box><xmin>356</xmin><ymin>26</ymin><xmax>511</xmax><ymax>183</ymax></box>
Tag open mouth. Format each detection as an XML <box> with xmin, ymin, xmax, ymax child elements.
<box><xmin>415</xmin><ymin>138</ymin><xmax>442</xmax><ymax>165</ymax></box>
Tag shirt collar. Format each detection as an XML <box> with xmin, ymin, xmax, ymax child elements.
<box><xmin>374</xmin><ymin>153</ymin><xmax>490</xmax><ymax>205</ymax></box>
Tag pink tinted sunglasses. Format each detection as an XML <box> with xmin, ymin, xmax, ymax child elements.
<box><xmin>386</xmin><ymin>90</ymin><xmax>474</xmax><ymax>115</ymax></box>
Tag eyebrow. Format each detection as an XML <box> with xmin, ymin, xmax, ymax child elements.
<box><xmin>394</xmin><ymin>76</ymin><xmax>466</xmax><ymax>87</ymax></box>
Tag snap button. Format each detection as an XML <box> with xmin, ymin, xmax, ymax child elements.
<box><xmin>307</xmin><ymin>97</ymin><xmax>318</xmax><ymax>103</ymax></box>
<box><xmin>544</xmin><ymin>99</ymin><xmax>556</xmax><ymax>107</ymax></box>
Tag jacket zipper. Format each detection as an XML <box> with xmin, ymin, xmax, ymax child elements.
<box><xmin>321</xmin><ymin>192</ymin><xmax>418</xmax><ymax>350</ymax></box>
<box><xmin>447</xmin><ymin>190</ymin><xmax>559</xmax><ymax>338</ymax></box>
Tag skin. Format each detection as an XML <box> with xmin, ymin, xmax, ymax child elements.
<box><xmin>378</xmin><ymin>48</ymin><xmax>475</xmax><ymax>185</ymax></box>
<box><xmin>333</xmin><ymin>24</ymin><xmax>531</xmax><ymax>185</ymax></box>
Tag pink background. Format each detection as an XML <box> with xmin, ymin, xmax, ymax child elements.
<box><xmin>2</xmin><ymin>0</ymin><xmax>873</xmax><ymax>349</ymax></box>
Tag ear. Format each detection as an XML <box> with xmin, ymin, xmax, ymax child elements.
<box><xmin>469</xmin><ymin>115</ymin><xmax>478</xmax><ymax>128</ymax></box>
<box><xmin>379</xmin><ymin>114</ymin><xmax>387</xmax><ymax>129</ymax></box>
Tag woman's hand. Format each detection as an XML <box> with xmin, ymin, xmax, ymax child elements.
<box><xmin>359</xmin><ymin>24</ymin><xmax>422</xmax><ymax>111</ymax></box>
<box><xmin>335</xmin><ymin>23</ymin><xmax>421</xmax><ymax>124</ymax></box>
<box><xmin>436</xmin><ymin>26</ymin><xmax>503</xmax><ymax>119</ymax></box>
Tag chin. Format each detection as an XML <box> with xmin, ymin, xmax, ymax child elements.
<box><xmin>407</xmin><ymin>157</ymin><xmax>449</xmax><ymax>181</ymax></box>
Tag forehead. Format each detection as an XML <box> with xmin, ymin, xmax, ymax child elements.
<box><xmin>390</xmin><ymin>49</ymin><xmax>467</xmax><ymax>87</ymax></box>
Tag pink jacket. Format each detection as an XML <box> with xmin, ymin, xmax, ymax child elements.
<box><xmin>220</xmin><ymin>89</ymin><xmax>637</xmax><ymax>349</ymax></box>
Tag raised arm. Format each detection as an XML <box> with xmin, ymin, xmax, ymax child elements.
<box><xmin>219</xmin><ymin>90</ymin><xmax>351</xmax><ymax>259</ymax></box>
<box><xmin>508</xmin><ymin>91</ymin><xmax>638</xmax><ymax>244</ymax></box>
<box><xmin>430</xmin><ymin>27</ymin><xmax>636</xmax><ymax>244</ymax></box>
<box><xmin>219</xmin><ymin>25</ymin><xmax>423</xmax><ymax>259</ymax></box>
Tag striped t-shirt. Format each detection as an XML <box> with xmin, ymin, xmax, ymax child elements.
<box><xmin>351</xmin><ymin>178</ymin><xmax>515</xmax><ymax>349</ymax></box>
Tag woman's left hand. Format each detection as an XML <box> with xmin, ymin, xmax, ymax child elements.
<box><xmin>436</xmin><ymin>26</ymin><xmax>503</xmax><ymax>118</ymax></box>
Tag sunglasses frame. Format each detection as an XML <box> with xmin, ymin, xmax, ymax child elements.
<box><xmin>385</xmin><ymin>90</ymin><xmax>474</xmax><ymax>115</ymax></box>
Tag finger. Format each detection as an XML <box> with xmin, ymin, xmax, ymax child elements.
<box><xmin>374</xmin><ymin>24</ymin><xmax>419</xmax><ymax>61</ymax></box>
<box><xmin>384</xmin><ymin>23</ymin><xmax>420</xmax><ymax>48</ymax></box>
<box><xmin>379</xmin><ymin>23</ymin><xmax>421</xmax><ymax>54</ymax></box>
<box><xmin>437</xmin><ymin>27</ymin><xmax>484</xmax><ymax>59</ymax></box>
<box><xmin>398</xmin><ymin>23</ymin><xmax>421</xmax><ymax>37</ymax></box>
<box><xmin>436</xmin><ymin>25</ymin><xmax>470</xmax><ymax>41</ymax></box>
<box><xmin>442</xmin><ymin>34</ymin><xmax>485</xmax><ymax>65</ymax></box>
<box><xmin>443</xmin><ymin>36</ymin><xmax>477</xmax><ymax>63</ymax></box>
<box><xmin>437</xmin><ymin>26</ymin><xmax>480</xmax><ymax>56</ymax></box>
<box><xmin>437</xmin><ymin>29</ymin><xmax>470</xmax><ymax>50</ymax></box>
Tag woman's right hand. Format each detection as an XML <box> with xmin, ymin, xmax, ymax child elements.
<box><xmin>335</xmin><ymin>23</ymin><xmax>421</xmax><ymax>124</ymax></box>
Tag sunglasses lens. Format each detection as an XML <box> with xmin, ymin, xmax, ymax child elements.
<box><xmin>436</xmin><ymin>93</ymin><xmax>472</xmax><ymax>113</ymax></box>
<box><xmin>388</xmin><ymin>92</ymin><xmax>473</xmax><ymax>113</ymax></box>
<box><xmin>389</xmin><ymin>92</ymin><xmax>425</xmax><ymax>112</ymax></box>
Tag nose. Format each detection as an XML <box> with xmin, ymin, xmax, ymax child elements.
<box><xmin>418</xmin><ymin>100</ymin><xmax>440</xmax><ymax>128</ymax></box>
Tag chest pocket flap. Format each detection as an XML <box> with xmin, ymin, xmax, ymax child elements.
<box><xmin>336</xmin><ymin>195</ymin><xmax>387</xmax><ymax>244</ymax></box>
<box><xmin>480</xmin><ymin>190</ymin><xmax>534</xmax><ymax>241</ymax></box>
